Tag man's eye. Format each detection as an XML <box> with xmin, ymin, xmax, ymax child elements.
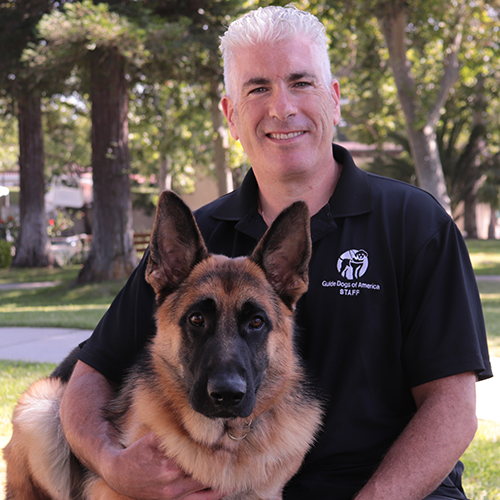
<box><xmin>249</xmin><ymin>87</ymin><xmax>267</xmax><ymax>94</ymax></box>
<box><xmin>189</xmin><ymin>313</ymin><xmax>204</xmax><ymax>327</ymax></box>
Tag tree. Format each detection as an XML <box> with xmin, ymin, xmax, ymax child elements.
<box><xmin>82</xmin><ymin>45</ymin><xmax>136</xmax><ymax>281</ymax></box>
<box><xmin>14</xmin><ymin>83</ymin><xmax>53</xmax><ymax>266</ymax></box>
<box><xmin>0</xmin><ymin>94</ymin><xmax>19</xmax><ymax>171</ymax></box>
<box><xmin>128</xmin><ymin>81</ymin><xmax>214</xmax><ymax>194</ymax></box>
<box><xmin>311</xmin><ymin>0</ymin><xmax>499</xmax><ymax>219</ymax></box>
<box><xmin>25</xmin><ymin>1</ymin><xmax>157</xmax><ymax>281</ymax></box>
<box><xmin>145</xmin><ymin>0</ymin><xmax>245</xmax><ymax>196</ymax></box>
<box><xmin>478</xmin><ymin>163</ymin><xmax>500</xmax><ymax>239</ymax></box>
<box><xmin>449</xmin><ymin>5</ymin><xmax>500</xmax><ymax>236</ymax></box>
<box><xmin>372</xmin><ymin>0</ymin><xmax>468</xmax><ymax>213</ymax></box>
<box><xmin>0</xmin><ymin>0</ymin><xmax>54</xmax><ymax>266</ymax></box>
<box><xmin>367</xmin><ymin>3</ymin><xmax>500</xmax><ymax>235</ymax></box>
<box><xmin>439</xmin><ymin>77</ymin><xmax>488</xmax><ymax>237</ymax></box>
<box><xmin>43</xmin><ymin>92</ymin><xmax>92</xmax><ymax>177</ymax></box>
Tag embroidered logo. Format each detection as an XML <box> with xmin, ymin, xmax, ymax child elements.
<box><xmin>321</xmin><ymin>249</ymin><xmax>381</xmax><ymax>295</ymax></box>
<box><xmin>337</xmin><ymin>249</ymin><xmax>369</xmax><ymax>280</ymax></box>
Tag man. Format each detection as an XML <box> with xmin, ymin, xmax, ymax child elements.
<box><xmin>60</xmin><ymin>6</ymin><xmax>491</xmax><ymax>500</ymax></box>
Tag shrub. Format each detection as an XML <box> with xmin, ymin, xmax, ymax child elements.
<box><xmin>0</xmin><ymin>215</ymin><xmax>19</xmax><ymax>242</ymax></box>
<box><xmin>0</xmin><ymin>239</ymin><xmax>12</xmax><ymax>268</ymax></box>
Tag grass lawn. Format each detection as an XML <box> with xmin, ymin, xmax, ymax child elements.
<box><xmin>462</xmin><ymin>420</ymin><xmax>500</xmax><ymax>499</ymax></box>
<box><xmin>0</xmin><ymin>240</ymin><xmax>499</xmax><ymax>498</ymax></box>
<box><xmin>466</xmin><ymin>239</ymin><xmax>500</xmax><ymax>275</ymax></box>
<box><xmin>466</xmin><ymin>239</ymin><xmax>500</xmax><ymax>357</ymax></box>
<box><xmin>0</xmin><ymin>265</ymin><xmax>127</xmax><ymax>329</ymax></box>
<box><xmin>476</xmin><ymin>280</ymin><xmax>500</xmax><ymax>357</ymax></box>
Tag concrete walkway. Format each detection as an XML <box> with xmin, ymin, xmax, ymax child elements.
<box><xmin>0</xmin><ymin>281</ymin><xmax>62</xmax><ymax>291</ymax></box>
<box><xmin>0</xmin><ymin>326</ymin><xmax>498</xmax><ymax>422</ymax></box>
<box><xmin>0</xmin><ymin>327</ymin><xmax>92</xmax><ymax>364</ymax></box>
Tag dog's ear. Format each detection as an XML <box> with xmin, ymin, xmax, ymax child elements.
<box><xmin>250</xmin><ymin>201</ymin><xmax>311</xmax><ymax>310</ymax></box>
<box><xmin>146</xmin><ymin>190</ymin><xmax>209</xmax><ymax>296</ymax></box>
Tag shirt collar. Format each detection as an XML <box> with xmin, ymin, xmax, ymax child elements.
<box><xmin>209</xmin><ymin>143</ymin><xmax>373</xmax><ymax>241</ymax></box>
<box><xmin>329</xmin><ymin>143</ymin><xmax>373</xmax><ymax>217</ymax></box>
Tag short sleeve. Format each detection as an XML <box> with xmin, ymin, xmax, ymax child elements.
<box><xmin>78</xmin><ymin>249</ymin><xmax>157</xmax><ymax>384</ymax></box>
<box><xmin>401</xmin><ymin>220</ymin><xmax>492</xmax><ymax>386</ymax></box>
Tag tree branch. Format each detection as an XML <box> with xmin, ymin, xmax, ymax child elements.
<box><xmin>427</xmin><ymin>2</ymin><xmax>468</xmax><ymax>128</ymax></box>
<box><xmin>427</xmin><ymin>30</ymin><xmax>463</xmax><ymax>128</ymax></box>
<box><xmin>377</xmin><ymin>6</ymin><xmax>417</xmax><ymax>126</ymax></box>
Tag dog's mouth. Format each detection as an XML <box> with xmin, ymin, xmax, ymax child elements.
<box><xmin>194</xmin><ymin>399</ymin><xmax>255</xmax><ymax>420</ymax></box>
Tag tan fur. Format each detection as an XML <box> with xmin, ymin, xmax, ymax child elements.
<box><xmin>4</xmin><ymin>192</ymin><xmax>323</xmax><ymax>500</ymax></box>
<box><xmin>4</xmin><ymin>378</ymin><xmax>73</xmax><ymax>500</ymax></box>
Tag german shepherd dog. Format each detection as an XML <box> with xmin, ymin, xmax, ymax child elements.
<box><xmin>3</xmin><ymin>191</ymin><xmax>323</xmax><ymax>500</ymax></box>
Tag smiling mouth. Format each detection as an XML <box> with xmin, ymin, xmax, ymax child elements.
<box><xmin>267</xmin><ymin>131</ymin><xmax>305</xmax><ymax>140</ymax></box>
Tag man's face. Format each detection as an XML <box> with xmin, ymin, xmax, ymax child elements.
<box><xmin>221</xmin><ymin>37</ymin><xmax>340</xmax><ymax>184</ymax></box>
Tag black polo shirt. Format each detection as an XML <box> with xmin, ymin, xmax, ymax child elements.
<box><xmin>79</xmin><ymin>144</ymin><xmax>491</xmax><ymax>499</ymax></box>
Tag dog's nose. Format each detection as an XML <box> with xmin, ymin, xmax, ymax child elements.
<box><xmin>208</xmin><ymin>374</ymin><xmax>247</xmax><ymax>406</ymax></box>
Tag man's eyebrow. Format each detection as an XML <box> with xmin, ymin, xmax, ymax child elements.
<box><xmin>242</xmin><ymin>77</ymin><xmax>271</xmax><ymax>89</ymax></box>
<box><xmin>287</xmin><ymin>72</ymin><xmax>317</xmax><ymax>82</ymax></box>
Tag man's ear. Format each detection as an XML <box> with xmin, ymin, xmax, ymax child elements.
<box><xmin>221</xmin><ymin>95</ymin><xmax>239</xmax><ymax>141</ymax></box>
<box><xmin>330</xmin><ymin>79</ymin><xmax>341</xmax><ymax>126</ymax></box>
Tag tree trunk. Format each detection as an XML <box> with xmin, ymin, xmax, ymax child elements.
<box><xmin>456</xmin><ymin>76</ymin><xmax>488</xmax><ymax>234</ymax></box>
<box><xmin>376</xmin><ymin>5</ymin><xmax>464</xmax><ymax>214</ymax></box>
<box><xmin>210</xmin><ymin>78</ymin><xmax>232</xmax><ymax>196</ymax></box>
<box><xmin>463</xmin><ymin>191</ymin><xmax>478</xmax><ymax>239</ymax></box>
<box><xmin>488</xmin><ymin>205</ymin><xmax>497</xmax><ymax>240</ymax></box>
<box><xmin>406</xmin><ymin>127</ymin><xmax>451</xmax><ymax>210</ymax></box>
<box><xmin>77</xmin><ymin>48</ymin><xmax>137</xmax><ymax>283</ymax></box>
<box><xmin>159</xmin><ymin>155</ymin><xmax>172</xmax><ymax>193</ymax></box>
<box><xmin>12</xmin><ymin>83</ymin><xmax>53</xmax><ymax>267</ymax></box>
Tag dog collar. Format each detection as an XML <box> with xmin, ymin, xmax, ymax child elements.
<box><xmin>226</xmin><ymin>420</ymin><xmax>252</xmax><ymax>441</ymax></box>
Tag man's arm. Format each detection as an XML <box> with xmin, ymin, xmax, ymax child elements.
<box><xmin>59</xmin><ymin>360</ymin><xmax>226</xmax><ymax>500</ymax></box>
<box><xmin>354</xmin><ymin>371</ymin><xmax>477</xmax><ymax>500</ymax></box>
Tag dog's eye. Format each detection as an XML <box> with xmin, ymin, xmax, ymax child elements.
<box><xmin>249</xmin><ymin>316</ymin><xmax>264</xmax><ymax>329</ymax></box>
<box><xmin>189</xmin><ymin>313</ymin><xmax>205</xmax><ymax>327</ymax></box>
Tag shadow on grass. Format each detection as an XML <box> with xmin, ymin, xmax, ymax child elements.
<box><xmin>467</xmin><ymin>240</ymin><xmax>500</xmax><ymax>276</ymax></box>
<box><xmin>0</xmin><ymin>273</ymin><xmax>127</xmax><ymax>330</ymax></box>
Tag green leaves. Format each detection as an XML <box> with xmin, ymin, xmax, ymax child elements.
<box><xmin>24</xmin><ymin>0</ymin><xmax>148</xmax><ymax>71</ymax></box>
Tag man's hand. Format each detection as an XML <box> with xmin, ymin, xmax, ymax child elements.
<box><xmin>60</xmin><ymin>361</ymin><xmax>228</xmax><ymax>500</ymax></box>
<box><xmin>100</xmin><ymin>432</ymin><xmax>227</xmax><ymax>499</ymax></box>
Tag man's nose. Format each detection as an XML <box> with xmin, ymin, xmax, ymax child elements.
<box><xmin>268</xmin><ymin>87</ymin><xmax>297</xmax><ymax>121</ymax></box>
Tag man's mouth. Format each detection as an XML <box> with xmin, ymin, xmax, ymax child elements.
<box><xmin>267</xmin><ymin>131</ymin><xmax>305</xmax><ymax>140</ymax></box>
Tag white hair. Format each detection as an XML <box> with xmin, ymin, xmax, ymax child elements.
<box><xmin>220</xmin><ymin>5</ymin><xmax>332</xmax><ymax>98</ymax></box>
